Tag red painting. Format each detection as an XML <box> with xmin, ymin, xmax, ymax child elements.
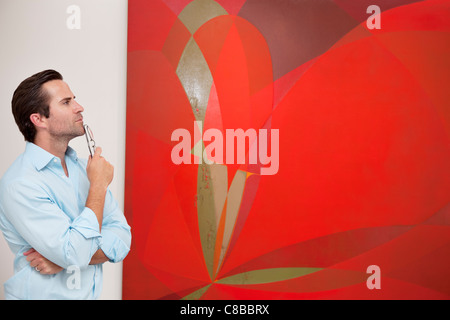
<box><xmin>123</xmin><ymin>0</ymin><xmax>450</xmax><ymax>299</ymax></box>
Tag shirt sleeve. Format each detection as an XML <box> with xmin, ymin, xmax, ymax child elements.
<box><xmin>99</xmin><ymin>189</ymin><xmax>131</xmax><ymax>263</ymax></box>
<box><xmin>0</xmin><ymin>178</ymin><xmax>102</xmax><ymax>269</ymax></box>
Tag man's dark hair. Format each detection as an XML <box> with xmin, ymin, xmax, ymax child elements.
<box><xmin>11</xmin><ymin>69</ymin><xmax>63</xmax><ymax>142</ymax></box>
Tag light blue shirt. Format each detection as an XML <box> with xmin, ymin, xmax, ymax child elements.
<box><xmin>0</xmin><ymin>142</ymin><xmax>131</xmax><ymax>300</ymax></box>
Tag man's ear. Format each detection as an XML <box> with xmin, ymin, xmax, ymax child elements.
<box><xmin>29</xmin><ymin>113</ymin><xmax>47</xmax><ymax>129</ymax></box>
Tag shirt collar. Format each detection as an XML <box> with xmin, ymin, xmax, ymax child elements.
<box><xmin>25</xmin><ymin>142</ymin><xmax>79</xmax><ymax>171</ymax></box>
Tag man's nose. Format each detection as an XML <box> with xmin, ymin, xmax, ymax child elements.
<box><xmin>73</xmin><ymin>100</ymin><xmax>84</xmax><ymax>112</ymax></box>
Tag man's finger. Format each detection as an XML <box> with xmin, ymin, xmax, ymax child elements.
<box><xmin>94</xmin><ymin>146</ymin><xmax>102</xmax><ymax>158</ymax></box>
<box><xmin>23</xmin><ymin>248</ymin><xmax>36</xmax><ymax>256</ymax></box>
<box><xmin>25</xmin><ymin>251</ymin><xmax>39</xmax><ymax>262</ymax></box>
<box><xmin>29</xmin><ymin>259</ymin><xmax>39</xmax><ymax>268</ymax></box>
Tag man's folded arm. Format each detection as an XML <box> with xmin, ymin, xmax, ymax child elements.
<box><xmin>1</xmin><ymin>179</ymin><xmax>102</xmax><ymax>269</ymax></box>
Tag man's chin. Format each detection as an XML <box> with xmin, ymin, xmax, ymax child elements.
<box><xmin>76</xmin><ymin>123</ymin><xmax>86</xmax><ymax>136</ymax></box>
<box><xmin>68</xmin><ymin>128</ymin><xmax>85</xmax><ymax>140</ymax></box>
<box><xmin>77</xmin><ymin>129</ymin><xmax>85</xmax><ymax>138</ymax></box>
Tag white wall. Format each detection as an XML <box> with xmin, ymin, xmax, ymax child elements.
<box><xmin>0</xmin><ymin>0</ymin><xmax>128</xmax><ymax>299</ymax></box>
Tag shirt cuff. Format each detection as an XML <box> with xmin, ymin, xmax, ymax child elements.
<box><xmin>100</xmin><ymin>230</ymin><xmax>130</xmax><ymax>263</ymax></box>
<box><xmin>71</xmin><ymin>207</ymin><xmax>102</xmax><ymax>241</ymax></box>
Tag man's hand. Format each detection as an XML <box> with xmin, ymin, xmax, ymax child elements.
<box><xmin>85</xmin><ymin>146</ymin><xmax>114</xmax><ymax>231</ymax></box>
<box><xmin>89</xmin><ymin>249</ymin><xmax>109</xmax><ymax>265</ymax></box>
<box><xmin>24</xmin><ymin>248</ymin><xmax>64</xmax><ymax>275</ymax></box>
<box><xmin>86</xmin><ymin>147</ymin><xmax>114</xmax><ymax>190</ymax></box>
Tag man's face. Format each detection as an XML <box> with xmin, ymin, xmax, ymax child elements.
<box><xmin>42</xmin><ymin>80</ymin><xmax>85</xmax><ymax>140</ymax></box>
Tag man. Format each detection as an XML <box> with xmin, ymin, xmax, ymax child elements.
<box><xmin>0</xmin><ymin>69</ymin><xmax>131</xmax><ymax>299</ymax></box>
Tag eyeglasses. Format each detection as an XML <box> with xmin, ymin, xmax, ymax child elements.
<box><xmin>83</xmin><ymin>124</ymin><xmax>96</xmax><ymax>157</ymax></box>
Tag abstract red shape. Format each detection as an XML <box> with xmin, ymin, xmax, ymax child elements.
<box><xmin>128</xmin><ymin>0</ymin><xmax>178</xmax><ymax>52</ymax></box>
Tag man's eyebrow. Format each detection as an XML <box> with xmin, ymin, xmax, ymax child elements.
<box><xmin>59</xmin><ymin>96</ymin><xmax>76</xmax><ymax>103</ymax></box>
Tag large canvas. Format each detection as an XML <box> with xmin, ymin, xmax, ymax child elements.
<box><xmin>123</xmin><ymin>0</ymin><xmax>450</xmax><ymax>299</ymax></box>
